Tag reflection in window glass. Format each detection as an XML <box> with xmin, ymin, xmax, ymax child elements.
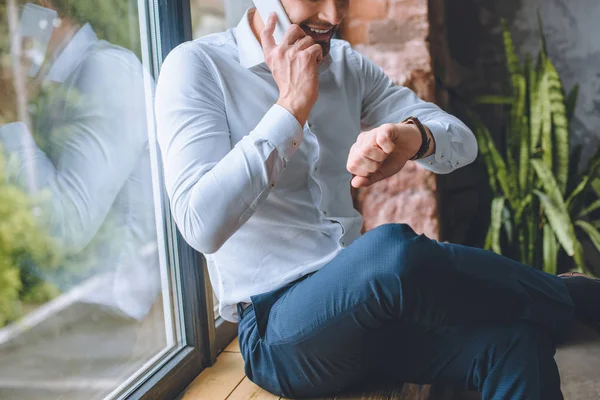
<box><xmin>0</xmin><ymin>1</ymin><xmax>177</xmax><ymax>398</ymax></box>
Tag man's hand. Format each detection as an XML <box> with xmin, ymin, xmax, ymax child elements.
<box><xmin>261</xmin><ymin>13</ymin><xmax>323</xmax><ymax>127</ymax></box>
<box><xmin>347</xmin><ymin>123</ymin><xmax>430</xmax><ymax>188</ymax></box>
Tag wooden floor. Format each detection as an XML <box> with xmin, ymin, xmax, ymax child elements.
<box><xmin>181</xmin><ymin>337</ymin><xmax>321</xmax><ymax>400</ymax></box>
<box><xmin>180</xmin><ymin>337</ymin><xmax>436</xmax><ymax>400</ymax></box>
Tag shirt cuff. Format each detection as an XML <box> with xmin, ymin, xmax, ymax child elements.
<box><xmin>420</xmin><ymin>120</ymin><xmax>451</xmax><ymax>165</ymax></box>
<box><xmin>251</xmin><ymin>104</ymin><xmax>304</xmax><ymax>161</ymax></box>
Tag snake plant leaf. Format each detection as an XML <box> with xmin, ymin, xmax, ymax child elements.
<box><xmin>566</xmin><ymin>84</ymin><xmax>580</xmax><ymax>122</ymax></box>
<box><xmin>575</xmin><ymin>220</ymin><xmax>600</xmax><ymax>254</ymax></box>
<box><xmin>543</xmin><ymin>223</ymin><xmax>558</xmax><ymax>275</ymax></box>
<box><xmin>530</xmin><ymin>53</ymin><xmax>543</xmax><ymax>153</ymax></box>
<box><xmin>539</xmin><ymin>71</ymin><xmax>553</xmax><ymax>171</ymax></box>
<box><xmin>470</xmin><ymin>111</ymin><xmax>514</xmax><ymax>204</ymax></box>
<box><xmin>490</xmin><ymin>197</ymin><xmax>506</xmax><ymax>254</ymax></box>
<box><xmin>472</xmin><ymin>120</ymin><xmax>498</xmax><ymax>193</ymax></box>
<box><xmin>501</xmin><ymin>20</ymin><xmax>523</xmax><ymax>87</ymax></box>
<box><xmin>545</xmin><ymin>58</ymin><xmax>570</xmax><ymax>195</ymax></box>
<box><xmin>567</xmin><ymin>177</ymin><xmax>590</xmax><ymax>211</ymax></box>
<box><xmin>532</xmin><ymin>159</ymin><xmax>567</xmax><ymax>211</ymax></box>
<box><xmin>579</xmin><ymin>199</ymin><xmax>600</xmax><ymax>218</ymax></box>
<box><xmin>533</xmin><ymin>190</ymin><xmax>577</xmax><ymax>256</ymax></box>
<box><xmin>502</xmin><ymin>205</ymin><xmax>513</xmax><ymax>245</ymax></box>
<box><xmin>566</xmin><ymin>157</ymin><xmax>600</xmax><ymax>211</ymax></box>
<box><xmin>501</xmin><ymin>22</ymin><xmax>526</xmax><ymax>195</ymax></box>
<box><xmin>567</xmin><ymin>144</ymin><xmax>583</xmax><ymax>194</ymax></box>
<box><xmin>592</xmin><ymin>178</ymin><xmax>600</xmax><ymax>193</ymax></box>
<box><xmin>515</xmin><ymin>194</ymin><xmax>533</xmax><ymax>221</ymax></box>
<box><xmin>474</xmin><ymin>96</ymin><xmax>514</xmax><ymax>105</ymax></box>
<box><xmin>527</xmin><ymin>213</ymin><xmax>537</xmax><ymax>267</ymax></box>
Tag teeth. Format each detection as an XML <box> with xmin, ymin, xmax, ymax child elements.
<box><xmin>309</xmin><ymin>28</ymin><xmax>331</xmax><ymax>34</ymax></box>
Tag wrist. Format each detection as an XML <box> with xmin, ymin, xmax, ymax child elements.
<box><xmin>276</xmin><ymin>96</ymin><xmax>313</xmax><ymax>127</ymax></box>
<box><xmin>401</xmin><ymin>117</ymin><xmax>435</xmax><ymax>160</ymax></box>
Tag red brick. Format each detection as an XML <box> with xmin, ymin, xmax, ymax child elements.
<box><xmin>348</xmin><ymin>0</ymin><xmax>388</xmax><ymax>21</ymax></box>
<box><xmin>340</xmin><ymin>20</ymin><xmax>369</xmax><ymax>45</ymax></box>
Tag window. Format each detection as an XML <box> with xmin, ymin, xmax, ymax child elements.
<box><xmin>0</xmin><ymin>0</ymin><xmax>209</xmax><ymax>399</ymax></box>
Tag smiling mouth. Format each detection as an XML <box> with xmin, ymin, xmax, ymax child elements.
<box><xmin>301</xmin><ymin>25</ymin><xmax>336</xmax><ymax>41</ymax></box>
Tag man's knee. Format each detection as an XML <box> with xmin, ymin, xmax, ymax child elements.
<box><xmin>368</xmin><ymin>223</ymin><xmax>417</xmax><ymax>242</ymax></box>
<box><xmin>368</xmin><ymin>224</ymin><xmax>430</xmax><ymax>275</ymax></box>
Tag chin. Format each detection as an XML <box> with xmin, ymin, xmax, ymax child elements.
<box><xmin>319</xmin><ymin>41</ymin><xmax>331</xmax><ymax>58</ymax></box>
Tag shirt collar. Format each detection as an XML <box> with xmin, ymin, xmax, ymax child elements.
<box><xmin>235</xmin><ymin>8</ymin><xmax>332</xmax><ymax>74</ymax></box>
<box><xmin>236</xmin><ymin>8</ymin><xmax>266</xmax><ymax>69</ymax></box>
<box><xmin>46</xmin><ymin>23</ymin><xmax>98</xmax><ymax>83</ymax></box>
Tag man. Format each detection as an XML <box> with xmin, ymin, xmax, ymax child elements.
<box><xmin>0</xmin><ymin>1</ymin><xmax>160</xmax><ymax>320</ymax></box>
<box><xmin>155</xmin><ymin>1</ymin><xmax>600</xmax><ymax>398</ymax></box>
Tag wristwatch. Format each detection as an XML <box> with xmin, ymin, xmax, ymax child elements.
<box><xmin>402</xmin><ymin>116</ymin><xmax>431</xmax><ymax>161</ymax></box>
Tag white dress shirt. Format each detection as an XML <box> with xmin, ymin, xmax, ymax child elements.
<box><xmin>0</xmin><ymin>24</ymin><xmax>160</xmax><ymax>319</ymax></box>
<box><xmin>155</xmin><ymin>9</ymin><xmax>478</xmax><ymax>322</ymax></box>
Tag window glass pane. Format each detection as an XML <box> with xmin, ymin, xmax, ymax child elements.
<box><xmin>191</xmin><ymin>0</ymin><xmax>253</xmax><ymax>39</ymax></box>
<box><xmin>0</xmin><ymin>1</ymin><xmax>180</xmax><ymax>398</ymax></box>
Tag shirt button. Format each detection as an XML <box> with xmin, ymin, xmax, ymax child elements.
<box><xmin>270</xmin><ymin>182</ymin><xmax>275</xmax><ymax>187</ymax></box>
<box><xmin>292</xmin><ymin>140</ymin><xmax>298</xmax><ymax>147</ymax></box>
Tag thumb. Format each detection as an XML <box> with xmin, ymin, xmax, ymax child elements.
<box><xmin>375</xmin><ymin>128</ymin><xmax>396</xmax><ymax>154</ymax></box>
<box><xmin>351</xmin><ymin>170</ymin><xmax>386</xmax><ymax>188</ymax></box>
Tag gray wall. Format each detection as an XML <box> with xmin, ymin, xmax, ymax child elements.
<box><xmin>514</xmin><ymin>0</ymin><xmax>600</xmax><ymax>156</ymax></box>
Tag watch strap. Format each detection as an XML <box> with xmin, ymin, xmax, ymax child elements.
<box><xmin>402</xmin><ymin>116</ymin><xmax>431</xmax><ymax>161</ymax></box>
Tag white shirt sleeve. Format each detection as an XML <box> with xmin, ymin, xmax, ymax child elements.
<box><xmin>353</xmin><ymin>49</ymin><xmax>478</xmax><ymax>174</ymax></box>
<box><xmin>155</xmin><ymin>46</ymin><xmax>304</xmax><ymax>255</ymax></box>
<box><xmin>0</xmin><ymin>51</ymin><xmax>148</xmax><ymax>254</ymax></box>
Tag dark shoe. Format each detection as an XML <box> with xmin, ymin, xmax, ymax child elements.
<box><xmin>559</xmin><ymin>272</ymin><xmax>600</xmax><ymax>332</ymax></box>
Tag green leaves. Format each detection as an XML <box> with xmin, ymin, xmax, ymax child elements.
<box><xmin>472</xmin><ymin>18</ymin><xmax>599</xmax><ymax>276</ymax></box>
<box><xmin>486</xmin><ymin>197</ymin><xmax>506</xmax><ymax>254</ymax></box>
<box><xmin>0</xmin><ymin>150</ymin><xmax>62</xmax><ymax>326</ymax></box>
<box><xmin>543</xmin><ymin>224</ymin><xmax>558</xmax><ymax>275</ymax></box>
<box><xmin>545</xmin><ymin>59</ymin><xmax>570</xmax><ymax>195</ymax></box>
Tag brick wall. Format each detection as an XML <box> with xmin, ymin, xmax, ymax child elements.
<box><xmin>340</xmin><ymin>0</ymin><xmax>440</xmax><ymax>240</ymax></box>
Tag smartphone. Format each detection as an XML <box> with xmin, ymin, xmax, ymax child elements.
<box><xmin>252</xmin><ymin>0</ymin><xmax>292</xmax><ymax>46</ymax></box>
<box><xmin>17</xmin><ymin>3</ymin><xmax>57</xmax><ymax>78</ymax></box>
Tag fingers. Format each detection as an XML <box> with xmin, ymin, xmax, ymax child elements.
<box><xmin>260</xmin><ymin>13</ymin><xmax>277</xmax><ymax>51</ymax></box>
<box><xmin>282</xmin><ymin>24</ymin><xmax>307</xmax><ymax>46</ymax></box>
<box><xmin>347</xmin><ymin>156</ymin><xmax>379</xmax><ymax>176</ymax></box>
<box><xmin>375</xmin><ymin>128</ymin><xmax>396</xmax><ymax>154</ymax></box>
<box><xmin>305</xmin><ymin>43</ymin><xmax>324</xmax><ymax>63</ymax></box>
<box><xmin>294</xmin><ymin>36</ymin><xmax>315</xmax><ymax>51</ymax></box>
<box><xmin>351</xmin><ymin>170</ymin><xmax>386</xmax><ymax>189</ymax></box>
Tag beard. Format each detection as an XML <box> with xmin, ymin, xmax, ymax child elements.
<box><xmin>298</xmin><ymin>24</ymin><xmax>338</xmax><ymax>57</ymax></box>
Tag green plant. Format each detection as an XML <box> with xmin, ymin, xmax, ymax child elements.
<box><xmin>0</xmin><ymin>149</ymin><xmax>62</xmax><ymax>326</ymax></box>
<box><xmin>472</xmin><ymin>17</ymin><xmax>600</xmax><ymax>276</ymax></box>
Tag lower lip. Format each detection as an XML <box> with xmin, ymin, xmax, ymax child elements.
<box><xmin>302</xmin><ymin>27</ymin><xmax>334</xmax><ymax>42</ymax></box>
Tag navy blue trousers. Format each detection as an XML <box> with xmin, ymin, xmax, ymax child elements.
<box><xmin>237</xmin><ymin>224</ymin><xmax>575</xmax><ymax>399</ymax></box>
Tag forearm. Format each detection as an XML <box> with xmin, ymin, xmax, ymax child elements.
<box><xmin>162</xmin><ymin>105</ymin><xmax>303</xmax><ymax>255</ymax></box>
